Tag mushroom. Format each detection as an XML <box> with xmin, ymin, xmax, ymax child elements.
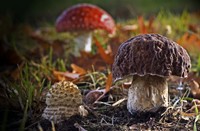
<box><xmin>112</xmin><ymin>34</ymin><xmax>191</xmax><ymax>114</ymax></box>
<box><xmin>42</xmin><ymin>81</ymin><xmax>88</xmax><ymax>123</ymax></box>
<box><xmin>56</xmin><ymin>3</ymin><xmax>116</xmax><ymax>56</ymax></box>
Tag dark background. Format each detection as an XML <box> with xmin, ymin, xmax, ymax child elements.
<box><xmin>0</xmin><ymin>0</ymin><xmax>199</xmax><ymax>24</ymax></box>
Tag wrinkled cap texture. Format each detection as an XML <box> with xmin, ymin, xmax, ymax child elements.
<box><xmin>42</xmin><ymin>81</ymin><xmax>82</xmax><ymax>123</ymax></box>
<box><xmin>112</xmin><ymin>34</ymin><xmax>191</xmax><ymax>83</ymax></box>
<box><xmin>56</xmin><ymin>3</ymin><xmax>115</xmax><ymax>34</ymax></box>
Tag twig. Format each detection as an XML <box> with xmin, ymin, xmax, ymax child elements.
<box><xmin>83</xmin><ymin>104</ymin><xmax>99</xmax><ymax>118</ymax></box>
<box><xmin>74</xmin><ymin>123</ymin><xmax>87</xmax><ymax>131</ymax></box>
<box><xmin>51</xmin><ymin>121</ymin><xmax>56</xmax><ymax>131</ymax></box>
<box><xmin>37</xmin><ymin>123</ymin><xmax>43</xmax><ymax>131</ymax></box>
<box><xmin>112</xmin><ymin>97</ymin><xmax>127</xmax><ymax>107</ymax></box>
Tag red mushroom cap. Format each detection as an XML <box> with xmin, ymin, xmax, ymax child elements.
<box><xmin>55</xmin><ymin>3</ymin><xmax>115</xmax><ymax>34</ymax></box>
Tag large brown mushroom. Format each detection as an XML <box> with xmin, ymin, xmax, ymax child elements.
<box><xmin>56</xmin><ymin>3</ymin><xmax>115</xmax><ymax>56</ymax></box>
<box><xmin>112</xmin><ymin>34</ymin><xmax>191</xmax><ymax>114</ymax></box>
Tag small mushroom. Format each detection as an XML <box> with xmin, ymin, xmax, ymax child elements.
<box><xmin>42</xmin><ymin>81</ymin><xmax>87</xmax><ymax>123</ymax></box>
<box><xmin>56</xmin><ymin>3</ymin><xmax>116</xmax><ymax>56</ymax></box>
<box><xmin>112</xmin><ymin>34</ymin><xmax>191</xmax><ymax>114</ymax></box>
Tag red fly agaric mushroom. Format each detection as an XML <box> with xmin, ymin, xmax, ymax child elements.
<box><xmin>56</xmin><ymin>3</ymin><xmax>116</xmax><ymax>56</ymax></box>
<box><xmin>112</xmin><ymin>34</ymin><xmax>191</xmax><ymax>114</ymax></box>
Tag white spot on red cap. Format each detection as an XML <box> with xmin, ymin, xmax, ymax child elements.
<box><xmin>79</xmin><ymin>18</ymin><xmax>83</xmax><ymax>22</ymax></box>
<box><xmin>81</xmin><ymin>12</ymin><xmax>85</xmax><ymax>16</ymax></box>
<box><xmin>100</xmin><ymin>14</ymin><xmax>109</xmax><ymax>22</ymax></box>
<box><xmin>72</xmin><ymin>16</ymin><xmax>76</xmax><ymax>20</ymax></box>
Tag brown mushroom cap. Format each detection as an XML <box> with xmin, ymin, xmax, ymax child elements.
<box><xmin>112</xmin><ymin>34</ymin><xmax>191</xmax><ymax>83</ymax></box>
<box><xmin>56</xmin><ymin>3</ymin><xmax>115</xmax><ymax>34</ymax></box>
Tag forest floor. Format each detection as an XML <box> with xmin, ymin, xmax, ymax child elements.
<box><xmin>0</xmin><ymin>11</ymin><xmax>200</xmax><ymax>131</ymax></box>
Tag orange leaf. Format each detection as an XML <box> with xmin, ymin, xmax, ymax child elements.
<box><xmin>138</xmin><ymin>16</ymin><xmax>147</xmax><ymax>34</ymax></box>
<box><xmin>94</xmin><ymin>73</ymin><xmax>113</xmax><ymax>103</ymax></box>
<box><xmin>71</xmin><ymin>64</ymin><xmax>86</xmax><ymax>75</ymax></box>
<box><xmin>94</xmin><ymin>37</ymin><xmax>114</xmax><ymax>65</ymax></box>
<box><xmin>188</xmin><ymin>34</ymin><xmax>198</xmax><ymax>43</ymax></box>
<box><xmin>189</xmin><ymin>79</ymin><xmax>200</xmax><ymax>99</ymax></box>
<box><xmin>53</xmin><ymin>70</ymin><xmax>79</xmax><ymax>81</ymax></box>
<box><xmin>147</xmin><ymin>16</ymin><xmax>155</xmax><ymax>33</ymax></box>
<box><xmin>105</xmin><ymin>73</ymin><xmax>113</xmax><ymax>93</ymax></box>
<box><xmin>182</xmin><ymin>33</ymin><xmax>200</xmax><ymax>53</ymax></box>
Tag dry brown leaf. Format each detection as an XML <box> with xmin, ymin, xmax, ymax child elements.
<box><xmin>147</xmin><ymin>16</ymin><xmax>155</xmax><ymax>33</ymax></box>
<box><xmin>94</xmin><ymin>73</ymin><xmax>113</xmax><ymax>103</ymax></box>
<box><xmin>138</xmin><ymin>16</ymin><xmax>147</xmax><ymax>34</ymax></box>
<box><xmin>137</xmin><ymin>16</ymin><xmax>155</xmax><ymax>34</ymax></box>
<box><xmin>94</xmin><ymin>37</ymin><xmax>114</xmax><ymax>65</ymax></box>
<box><xmin>189</xmin><ymin>79</ymin><xmax>200</xmax><ymax>99</ymax></box>
<box><xmin>53</xmin><ymin>70</ymin><xmax>79</xmax><ymax>81</ymax></box>
<box><xmin>105</xmin><ymin>73</ymin><xmax>113</xmax><ymax>93</ymax></box>
<box><xmin>71</xmin><ymin>64</ymin><xmax>87</xmax><ymax>75</ymax></box>
<box><xmin>188</xmin><ymin>24</ymin><xmax>198</xmax><ymax>33</ymax></box>
<box><xmin>177</xmin><ymin>33</ymin><xmax>200</xmax><ymax>54</ymax></box>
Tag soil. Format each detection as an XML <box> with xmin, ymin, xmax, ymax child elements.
<box><xmin>31</xmin><ymin>103</ymin><xmax>193</xmax><ymax>131</ymax></box>
<box><xmin>0</xmin><ymin>77</ymin><xmax>200</xmax><ymax>131</ymax></box>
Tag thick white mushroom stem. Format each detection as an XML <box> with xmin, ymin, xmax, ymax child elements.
<box><xmin>127</xmin><ymin>75</ymin><xmax>168</xmax><ymax>114</ymax></box>
<box><xmin>74</xmin><ymin>32</ymin><xmax>92</xmax><ymax>56</ymax></box>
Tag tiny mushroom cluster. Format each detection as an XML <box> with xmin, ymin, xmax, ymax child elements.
<box><xmin>112</xmin><ymin>34</ymin><xmax>191</xmax><ymax>114</ymax></box>
<box><xmin>42</xmin><ymin>81</ymin><xmax>88</xmax><ymax>123</ymax></box>
<box><xmin>56</xmin><ymin>3</ymin><xmax>116</xmax><ymax>56</ymax></box>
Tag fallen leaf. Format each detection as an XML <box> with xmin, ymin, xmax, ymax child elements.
<box><xmin>138</xmin><ymin>16</ymin><xmax>155</xmax><ymax>34</ymax></box>
<box><xmin>105</xmin><ymin>73</ymin><xmax>113</xmax><ymax>93</ymax></box>
<box><xmin>94</xmin><ymin>37</ymin><xmax>114</xmax><ymax>65</ymax></box>
<box><xmin>138</xmin><ymin>16</ymin><xmax>147</xmax><ymax>34</ymax></box>
<box><xmin>189</xmin><ymin>79</ymin><xmax>200</xmax><ymax>99</ymax></box>
<box><xmin>53</xmin><ymin>70</ymin><xmax>79</xmax><ymax>81</ymax></box>
<box><xmin>177</xmin><ymin>33</ymin><xmax>200</xmax><ymax>55</ymax></box>
<box><xmin>147</xmin><ymin>16</ymin><xmax>155</xmax><ymax>33</ymax></box>
<box><xmin>188</xmin><ymin>24</ymin><xmax>198</xmax><ymax>33</ymax></box>
<box><xmin>94</xmin><ymin>73</ymin><xmax>113</xmax><ymax>102</ymax></box>
<box><xmin>71</xmin><ymin>64</ymin><xmax>87</xmax><ymax>75</ymax></box>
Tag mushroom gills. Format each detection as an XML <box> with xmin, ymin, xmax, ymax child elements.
<box><xmin>74</xmin><ymin>32</ymin><xmax>92</xmax><ymax>56</ymax></box>
<box><xmin>127</xmin><ymin>75</ymin><xmax>168</xmax><ymax>114</ymax></box>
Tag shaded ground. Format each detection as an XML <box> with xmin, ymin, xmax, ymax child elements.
<box><xmin>39</xmin><ymin>104</ymin><xmax>166</xmax><ymax>131</ymax></box>
<box><xmin>1</xmin><ymin>81</ymin><xmax>199</xmax><ymax>131</ymax></box>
